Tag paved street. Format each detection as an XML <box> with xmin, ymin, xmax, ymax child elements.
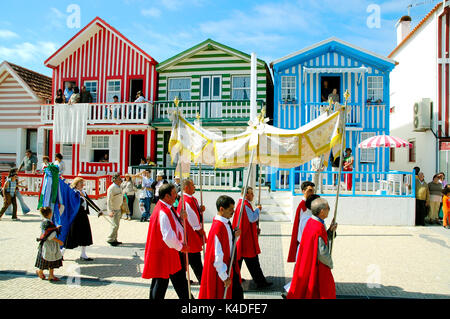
<box><xmin>1</xmin><ymin>205</ymin><xmax>450</xmax><ymax>299</ymax></box>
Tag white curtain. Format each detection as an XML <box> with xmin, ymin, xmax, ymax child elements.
<box><xmin>53</xmin><ymin>104</ymin><xmax>88</xmax><ymax>144</ymax></box>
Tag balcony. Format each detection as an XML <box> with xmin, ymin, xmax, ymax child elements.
<box><xmin>41</xmin><ymin>102</ymin><xmax>152</xmax><ymax>125</ymax></box>
<box><xmin>153</xmin><ymin>99</ymin><xmax>265</xmax><ymax>125</ymax></box>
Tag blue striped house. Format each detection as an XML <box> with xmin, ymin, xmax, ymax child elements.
<box><xmin>270</xmin><ymin>38</ymin><xmax>396</xmax><ymax>181</ymax></box>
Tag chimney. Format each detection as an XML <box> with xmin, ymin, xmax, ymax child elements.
<box><xmin>396</xmin><ymin>15</ymin><xmax>412</xmax><ymax>44</ymax></box>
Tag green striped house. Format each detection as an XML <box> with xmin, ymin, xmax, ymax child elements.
<box><xmin>153</xmin><ymin>39</ymin><xmax>273</xmax><ymax>168</ymax></box>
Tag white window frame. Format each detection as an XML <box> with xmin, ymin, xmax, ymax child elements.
<box><xmin>367</xmin><ymin>76</ymin><xmax>383</xmax><ymax>102</ymax></box>
<box><xmin>281</xmin><ymin>76</ymin><xmax>296</xmax><ymax>102</ymax></box>
<box><xmin>232</xmin><ymin>75</ymin><xmax>250</xmax><ymax>100</ymax></box>
<box><xmin>168</xmin><ymin>77</ymin><xmax>191</xmax><ymax>101</ymax></box>
<box><xmin>90</xmin><ymin>135</ymin><xmax>110</xmax><ymax>162</ymax></box>
<box><xmin>84</xmin><ymin>80</ymin><xmax>98</xmax><ymax>103</ymax></box>
<box><xmin>360</xmin><ymin>132</ymin><xmax>376</xmax><ymax>163</ymax></box>
<box><xmin>106</xmin><ymin>79</ymin><xmax>121</xmax><ymax>103</ymax></box>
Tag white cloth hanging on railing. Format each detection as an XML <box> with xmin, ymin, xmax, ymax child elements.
<box><xmin>53</xmin><ymin>104</ymin><xmax>89</xmax><ymax>144</ymax></box>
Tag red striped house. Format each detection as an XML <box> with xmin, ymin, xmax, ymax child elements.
<box><xmin>39</xmin><ymin>17</ymin><xmax>158</xmax><ymax>176</ymax></box>
<box><xmin>389</xmin><ymin>2</ymin><xmax>450</xmax><ymax>179</ymax></box>
<box><xmin>0</xmin><ymin>61</ymin><xmax>52</xmax><ymax>171</ymax></box>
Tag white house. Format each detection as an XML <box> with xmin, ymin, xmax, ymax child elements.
<box><xmin>389</xmin><ymin>2</ymin><xmax>450</xmax><ymax>180</ymax></box>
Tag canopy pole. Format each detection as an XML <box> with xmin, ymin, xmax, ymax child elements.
<box><xmin>223</xmin><ymin>148</ymin><xmax>256</xmax><ymax>299</ymax></box>
<box><xmin>329</xmin><ymin>90</ymin><xmax>349</xmax><ymax>255</ymax></box>
<box><xmin>174</xmin><ymin>98</ymin><xmax>192</xmax><ymax>299</ymax></box>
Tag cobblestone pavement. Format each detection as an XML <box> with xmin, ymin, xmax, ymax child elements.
<box><xmin>1</xmin><ymin>208</ymin><xmax>450</xmax><ymax>299</ymax></box>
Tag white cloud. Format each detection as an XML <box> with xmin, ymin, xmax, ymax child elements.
<box><xmin>141</xmin><ymin>8</ymin><xmax>162</xmax><ymax>18</ymax></box>
<box><xmin>0</xmin><ymin>29</ymin><xmax>19</xmax><ymax>39</ymax></box>
<box><xmin>0</xmin><ymin>41</ymin><xmax>58</xmax><ymax>62</ymax></box>
<box><xmin>160</xmin><ymin>0</ymin><xmax>206</xmax><ymax>11</ymax></box>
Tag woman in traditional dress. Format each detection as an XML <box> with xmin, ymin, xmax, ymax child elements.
<box><xmin>343</xmin><ymin>148</ymin><xmax>354</xmax><ymax>191</ymax></box>
<box><xmin>63</xmin><ymin>177</ymin><xmax>96</xmax><ymax>261</ymax></box>
<box><xmin>35</xmin><ymin>206</ymin><xmax>64</xmax><ymax>281</ymax></box>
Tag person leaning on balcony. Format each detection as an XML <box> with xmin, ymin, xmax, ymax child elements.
<box><xmin>80</xmin><ymin>86</ymin><xmax>93</xmax><ymax>103</ymax></box>
<box><xmin>106</xmin><ymin>173</ymin><xmax>124</xmax><ymax>246</ymax></box>
<box><xmin>328</xmin><ymin>88</ymin><xmax>340</xmax><ymax>104</ymax></box>
<box><xmin>54</xmin><ymin>153</ymin><xmax>65</xmax><ymax>176</ymax></box>
<box><xmin>0</xmin><ymin>169</ymin><xmax>19</xmax><ymax>221</ymax></box>
<box><xmin>134</xmin><ymin>91</ymin><xmax>147</xmax><ymax>103</ymax></box>
<box><xmin>415</xmin><ymin>172</ymin><xmax>430</xmax><ymax>226</ymax></box>
<box><xmin>64</xmin><ymin>83</ymin><xmax>74</xmax><ymax>103</ymax></box>
<box><xmin>55</xmin><ymin>89</ymin><xmax>64</xmax><ymax>104</ymax></box>
<box><xmin>68</xmin><ymin>86</ymin><xmax>81</xmax><ymax>105</ymax></box>
<box><xmin>427</xmin><ymin>174</ymin><xmax>443</xmax><ymax>225</ymax></box>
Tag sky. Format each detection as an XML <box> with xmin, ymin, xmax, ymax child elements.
<box><xmin>0</xmin><ymin>0</ymin><xmax>439</xmax><ymax>77</ymax></box>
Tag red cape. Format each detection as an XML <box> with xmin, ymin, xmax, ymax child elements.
<box><xmin>177</xmin><ymin>194</ymin><xmax>205</xmax><ymax>253</ymax></box>
<box><xmin>199</xmin><ymin>218</ymin><xmax>240</xmax><ymax>299</ymax></box>
<box><xmin>142</xmin><ymin>201</ymin><xmax>182</xmax><ymax>279</ymax></box>
<box><xmin>287</xmin><ymin>199</ymin><xmax>306</xmax><ymax>262</ymax></box>
<box><xmin>287</xmin><ymin>217</ymin><xmax>336</xmax><ymax>299</ymax></box>
<box><xmin>232</xmin><ymin>199</ymin><xmax>261</xmax><ymax>260</ymax></box>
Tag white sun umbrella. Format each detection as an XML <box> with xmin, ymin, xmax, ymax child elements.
<box><xmin>358</xmin><ymin>134</ymin><xmax>412</xmax><ymax>149</ymax></box>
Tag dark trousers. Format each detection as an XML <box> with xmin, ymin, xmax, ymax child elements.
<box><xmin>0</xmin><ymin>194</ymin><xmax>17</xmax><ymax>219</ymax></box>
<box><xmin>232</xmin><ymin>267</ymin><xmax>244</xmax><ymax>300</ymax></box>
<box><xmin>188</xmin><ymin>252</ymin><xmax>203</xmax><ymax>284</ymax></box>
<box><xmin>238</xmin><ymin>256</ymin><xmax>267</xmax><ymax>285</ymax></box>
<box><xmin>415</xmin><ymin>199</ymin><xmax>427</xmax><ymax>226</ymax></box>
<box><xmin>126</xmin><ymin>195</ymin><xmax>135</xmax><ymax>217</ymax></box>
<box><xmin>149</xmin><ymin>252</ymin><xmax>189</xmax><ymax>299</ymax></box>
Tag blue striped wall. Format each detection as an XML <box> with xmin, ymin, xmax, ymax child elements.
<box><xmin>273</xmin><ymin>47</ymin><xmax>392</xmax><ymax>174</ymax></box>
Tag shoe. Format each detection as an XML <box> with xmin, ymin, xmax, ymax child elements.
<box><xmin>108</xmin><ymin>241</ymin><xmax>119</xmax><ymax>246</ymax></box>
<box><xmin>113</xmin><ymin>241</ymin><xmax>122</xmax><ymax>245</ymax></box>
<box><xmin>256</xmin><ymin>281</ymin><xmax>273</xmax><ymax>289</ymax></box>
<box><xmin>48</xmin><ymin>277</ymin><xmax>61</xmax><ymax>282</ymax></box>
<box><xmin>12</xmin><ymin>218</ymin><xmax>20</xmax><ymax>221</ymax></box>
<box><xmin>36</xmin><ymin>270</ymin><xmax>46</xmax><ymax>280</ymax></box>
<box><xmin>80</xmin><ymin>257</ymin><xmax>93</xmax><ymax>261</ymax></box>
<box><xmin>281</xmin><ymin>292</ymin><xmax>287</xmax><ymax>299</ymax></box>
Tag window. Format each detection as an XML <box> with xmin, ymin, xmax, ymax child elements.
<box><xmin>106</xmin><ymin>80</ymin><xmax>121</xmax><ymax>102</ymax></box>
<box><xmin>367</xmin><ymin>76</ymin><xmax>383</xmax><ymax>102</ymax></box>
<box><xmin>232</xmin><ymin>76</ymin><xmax>250</xmax><ymax>100</ymax></box>
<box><xmin>91</xmin><ymin>136</ymin><xmax>110</xmax><ymax>162</ymax></box>
<box><xmin>409</xmin><ymin>140</ymin><xmax>416</xmax><ymax>162</ymax></box>
<box><xmin>84</xmin><ymin>81</ymin><xmax>98</xmax><ymax>103</ymax></box>
<box><xmin>281</xmin><ymin>76</ymin><xmax>296</xmax><ymax>101</ymax></box>
<box><xmin>390</xmin><ymin>148</ymin><xmax>395</xmax><ymax>162</ymax></box>
<box><xmin>168</xmin><ymin>78</ymin><xmax>191</xmax><ymax>101</ymax></box>
<box><xmin>360</xmin><ymin>132</ymin><xmax>376</xmax><ymax>163</ymax></box>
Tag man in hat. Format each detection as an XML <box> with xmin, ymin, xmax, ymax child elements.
<box><xmin>151</xmin><ymin>171</ymin><xmax>168</xmax><ymax>204</ymax></box>
<box><xmin>287</xmin><ymin>197</ymin><xmax>337</xmax><ymax>299</ymax></box>
<box><xmin>177</xmin><ymin>178</ymin><xmax>206</xmax><ymax>284</ymax></box>
<box><xmin>142</xmin><ymin>183</ymin><xmax>190</xmax><ymax>299</ymax></box>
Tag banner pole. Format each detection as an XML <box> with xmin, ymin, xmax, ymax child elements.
<box><xmin>223</xmin><ymin>148</ymin><xmax>256</xmax><ymax>299</ymax></box>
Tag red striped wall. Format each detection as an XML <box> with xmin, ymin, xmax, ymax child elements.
<box><xmin>52</xmin><ymin>24</ymin><xmax>157</xmax><ymax>104</ymax></box>
<box><xmin>0</xmin><ymin>73</ymin><xmax>42</xmax><ymax>129</ymax></box>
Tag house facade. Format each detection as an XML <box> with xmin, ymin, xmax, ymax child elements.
<box><xmin>270</xmin><ymin>38</ymin><xmax>396</xmax><ymax>179</ymax></box>
<box><xmin>39</xmin><ymin>17</ymin><xmax>158</xmax><ymax>175</ymax></box>
<box><xmin>153</xmin><ymin>39</ymin><xmax>273</xmax><ymax>176</ymax></box>
<box><xmin>389</xmin><ymin>3</ymin><xmax>450</xmax><ymax>180</ymax></box>
<box><xmin>0</xmin><ymin>61</ymin><xmax>52</xmax><ymax>171</ymax></box>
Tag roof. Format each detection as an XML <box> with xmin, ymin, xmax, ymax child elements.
<box><xmin>0</xmin><ymin>61</ymin><xmax>52</xmax><ymax>101</ymax></box>
<box><xmin>44</xmin><ymin>17</ymin><xmax>157</xmax><ymax>68</ymax></box>
<box><xmin>388</xmin><ymin>2</ymin><xmax>443</xmax><ymax>58</ymax></box>
<box><xmin>271</xmin><ymin>37</ymin><xmax>396</xmax><ymax>72</ymax></box>
<box><xmin>156</xmin><ymin>38</ymin><xmax>268</xmax><ymax>71</ymax></box>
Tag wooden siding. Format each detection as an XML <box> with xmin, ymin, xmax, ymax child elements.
<box><xmin>0</xmin><ymin>73</ymin><xmax>42</xmax><ymax>128</ymax></box>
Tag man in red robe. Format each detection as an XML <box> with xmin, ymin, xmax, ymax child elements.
<box><xmin>142</xmin><ymin>183</ymin><xmax>190</xmax><ymax>299</ymax></box>
<box><xmin>199</xmin><ymin>195</ymin><xmax>243</xmax><ymax>299</ymax></box>
<box><xmin>288</xmin><ymin>181</ymin><xmax>315</xmax><ymax>263</ymax></box>
<box><xmin>177</xmin><ymin>178</ymin><xmax>207</xmax><ymax>284</ymax></box>
<box><xmin>232</xmin><ymin>187</ymin><xmax>272</xmax><ymax>289</ymax></box>
<box><xmin>287</xmin><ymin>197</ymin><xmax>337</xmax><ymax>299</ymax></box>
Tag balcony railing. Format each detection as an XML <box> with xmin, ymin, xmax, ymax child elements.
<box><xmin>153</xmin><ymin>99</ymin><xmax>265</xmax><ymax>122</ymax></box>
<box><xmin>41</xmin><ymin>102</ymin><xmax>152</xmax><ymax>125</ymax></box>
<box><xmin>307</xmin><ymin>102</ymin><xmax>361</xmax><ymax>126</ymax></box>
